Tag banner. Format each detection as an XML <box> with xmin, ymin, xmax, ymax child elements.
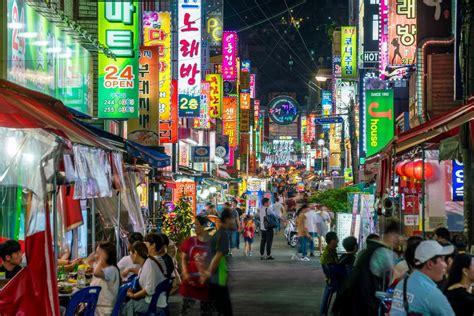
<box><xmin>254</xmin><ymin>99</ymin><xmax>260</xmax><ymax>130</ymax></box>
<box><xmin>363</xmin><ymin>0</ymin><xmax>380</xmax><ymax>68</ymax></box>
<box><xmin>452</xmin><ymin>159</ymin><xmax>464</xmax><ymax>201</ymax></box>
<box><xmin>194</xmin><ymin>81</ymin><xmax>211</xmax><ymax>129</ymax></box>
<box><xmin>250</xmin><ymin>74</ymin><xmax>256</xmax><ymax>98</ymax></box>
<box><xmin>341</xmin><ymin>26</ymin><xmax>357</xmax><ymax>79</ymax></box>
<box><xmin>365</xmin><ymin>89</ymin><xmax>394</xmax><ymax>157</ymax></box>
<box><xmin>206</xmin><ymin>0</ymin><xmax>223</xmax><ymax>56</ymax></box>
<box><xmin>143</xmin><ymin>11</ymin><xmax>171</xmax><ymax>121</ymax></box>
<box><xmin>160</xmin><ymin>79</ymin><xmax>178</xmax><ymax>143</ymax></box>
<box><xmin>128</xmin><ymin>47</ymin><xmax>160</xmax><ymax>146</ymax></box>
<box><xmin>178</xmin><ymin>0</ymin><xmax>201</xmax><ymax>117</ymax></box>
<box><xmin>174</xmin><ymin>180</ymin><xmax>196</xmax><ymax>214</ymax></box>
<box><xmin>222</xmin><ymin>31</ymin><xmax>238</xmax><ymax>81</ymax></box>
<box><xmin>240</xmin><ymin>92</ymin><xmax>251</xmax><ymax>133</ymax></box>
<box><xmin>207</xmin><ymin>74</ymin><xmax>222</xmax><ymax>118</ymax></box>
<box><xmin>388</xmin><ymin>0</ymin><xmax>416</xmax><ymax>65</ymax></box>
<box><xmin>7</xmin><ymin>0</ymin><xmax>92</xmax><ymax>116</ymax></box>
<box><xmin>223</xmin><ymin>96</ymin><xmax>238</xmax><ymax>148</ymax></box>
<box><xmin>98</xmin><ymin>0</ymin><xmax>139</xmax><ymax>119</ymax></box>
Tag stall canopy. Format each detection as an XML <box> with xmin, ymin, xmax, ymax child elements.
<box><xmin>76</xmin><ymin>120</ymin><xmax>171</xmax><ymax>168</ymax></box>
<box><xmin>0</xmin><ymin>80</ymin><xmax>117</xmax><ymax>151</ymax></box>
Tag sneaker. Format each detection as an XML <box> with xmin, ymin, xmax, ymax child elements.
<box><xmin>261</xmin><ymin>256</ymin><xmax>265</xmax><ymax>260</ymax></box>
<box><xmin>291</xmin><ymin>255</ymin><xmax>298</xmax><ymax>260</ymax></box>
<box><xmin>310</xmin><ymin>253</ymin><xmax>315</xmax><ymax>257</ymax></box>
<box><xmin>249</xmin><ymin>252</ymin><xmax>252</xmax><ymax>257</ymax></box>
<box><xmin>266</xmin><ymin>256</ymin><xmax>275</xmax><ymax>260</ymax></box>
<box><xmin>300</xmin><ymin>256</ymin><xmax>310</xmax><ymax>262</ymax></box>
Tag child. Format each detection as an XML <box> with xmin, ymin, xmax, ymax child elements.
<box><xmin>243</xmin><ymin>215</ymin><xmax>256</xmax><ymax>256</ymax></box>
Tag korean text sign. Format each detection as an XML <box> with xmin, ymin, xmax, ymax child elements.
<box><xmin>240</xmin><ymin>92</ymin><xmax>251</xmax><ymax>133</ymax></box>
<box><xmin>250</xmin><ymin>74</ymin><xmax>256</xmax><ymax>98</ymax></box>
<box><xmin>206</xmin><ymin>74</ymin><xmax>222</xmax><ymax>118</ymax></box>
<box><xmin>127</xmin><ymin>47</ymin><xmax>160</xmax><ymax>146</ymax></box>
<box><xmin>194</xmin><ymin>81</ymin><xmax>211</xmax><ymax>129</ymax></box>
<box><xmin>341</xmin><ymin>26</ymin><xmax>357</xmax><ymax>79</ymax></box>
<box><xmin>254</xmin><ymin>99</ymin><xmax>260</xmax><ymax>130</ymax></box>
<box><xmin>98</xmin><ymin>0</ymin><xmax>139</xmax><ymax>119</ymax></box>
<box><xmin>388</xmin><ymin>0</ymin><xmax>416</xmax><ymax>65</ymax></box>
<box><xmin>143</xmin><ymin>11</ymin><xmax>171</xmax><ymax>121</ymax></box>
<box><xmin>452</xmin><ymin>159</ymin><xmax>464</xmax><ymax>201</ymax></box>
<box><xmin>223</xmin><ymin>96</ymin><xmax>239</xmax><ymax>148</ymax></box>
<box><xmin>178</xmin><ymin>0</ymin><xmax>201</xmax><ymax>117</ymax></box>
<box><xmin>159</xmin><ymin>79</ymin><xmax>178</xmax><ymax>143</ymax></box>
<box><xmin>222</xmin><ymin>31</ymin><xmax>238</xmax><ymax>80</ymax></box>
<box><xmin>365</xmin><ymin>89</ymin><xmax>394</xmax><ymax>157</ymax></box>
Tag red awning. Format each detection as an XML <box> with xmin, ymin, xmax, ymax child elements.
<box><xmin>395</xmin><ymin>101</ymin><xmax>474</xmax><ymax>153</ymax></box>
<box><xmin>0</xmin><ymin>80</ymin><xmax>116</xmax><ymax>151</ymax></box>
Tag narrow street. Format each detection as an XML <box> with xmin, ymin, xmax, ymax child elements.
<box><xmin>170</xmin><ymin>234</ymin><xmax>326</xmax><ymax>315</ymax></box>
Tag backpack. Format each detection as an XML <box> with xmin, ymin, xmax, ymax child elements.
<box><xmin>263</xmin><ymin>207</ymin><xmax>278</xmax><ymax>230</ymax></box>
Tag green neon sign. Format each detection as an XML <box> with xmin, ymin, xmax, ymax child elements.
<box><xmin>365</xmin><ymin>89</ymin><xmax>394</xmax><ymax>157</ymax></box>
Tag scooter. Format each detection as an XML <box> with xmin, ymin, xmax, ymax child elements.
<box><xmin>284</xmin><ymin>215</ymin><xmax>298</xmax><ymax>247</ymax></box>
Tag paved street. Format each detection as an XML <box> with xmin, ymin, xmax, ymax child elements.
<box><xmin>170</xmin><ymin>233</ymin><xmax>327</xmax><ymax>315</ymax></box>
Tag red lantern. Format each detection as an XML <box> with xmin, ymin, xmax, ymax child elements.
<box><xmin>395</xmin><ymin>161</ymin><xmax>407</xmax><ymax>176</ymax></box>
<box><xmin>402</xmin><ymin>161</ymin><xmax>417</xmax><ymax>178</ymax></box>
<box><xmin>413</xmin><ymin>161</ymin><xmax>435</xmax><ymax>180</ymax></box>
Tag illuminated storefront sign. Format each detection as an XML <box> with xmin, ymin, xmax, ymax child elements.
<box><xmin>268</xmin><ymin>96</ymin><xmax>300</xmax><ymax>125</ymax></box>
<box><xmin>194</xmin><ymin>81</ymin><xmax>211</xmax><ymax>129</ymax></box>
<box><xmin>363</xmin><ymin>0</ymin><xmax>380</xmax><ymax>68</ymax></box>
<box><xmin>322</xmin><ymin>90</ymin><xmax>333</xmax><ymax>132</ymax></box>
<box><xmin>98</xmin><ymin>0</ymin><xmax>139</xmax><ymax>119</ymax></box>
<box><xmin>128</xmin><ymin>47</ymin><xmax>160</xmax><ymax>146</ymax></box>
<box><xmin>379</xmin><ymin>0</ymin><xmax>389</xmax><ymax>77</ymax></box>
<box><xmin>7</xmin><ymin>0</ymin><xmax>93</xmax><ymax>116</ymax></box>
<box><xmin>250</xmin><ymin>74</ymin><xmax>256</xmax><ymax>98</ymax></box>
<box><xmin>160</xmin><ymin>79</ymin><xmax>178</xmax><ymax>143</ymax></box>
<box><xmin>365</xmin><ymin>89</ymin><xmax>394</xmax><ymax>157</ymax></box>
<box><xmin>143</xmin><ymin>11</ymin><xmax>171</xmax><ymax>121</ymax></box>
<box><xmin>222</xmin><ymin>31</ymin><xmax>238</xmax><ymax>81</ymax></box>
<box><xmin>254</xmin><ymin>99</ymin><xmax>260</xmax><ymax>130</ymax></box>
<box><xmin>341</xmin><ymin>26</ymin><xmax>357</xmax><ymax>79</ymax></box>
<box><xmin>174</xmin><ymin>179</ymin><xmax>196</xmax><ymax>214</ymax></box>
<box><xmin>178</xmin><ymin>0</ymin><xmax>201</xmax><ymax>117</ymax></box>
<box><xmin>452</xmin><ymin>159</ymin><xmax>464</xmax><ymax>201</ymax></box>
<box><xmin>241</xmin><ymin>60</ymin><xmax>251</xmax><ymax>72</ymax></box>
<box><xmin>207</xmin><ymin>74</ymin><xmax>222</xmax><ymax>118</ymax></box>
<box><xmin>240</xmin><ymin>92</ymin><xmax>251</xmax><ymax>132</ymax></box>
<box><xmin>206</xmin><ymin>0</ymin><xmax>223</xmax><ymax>56</ymax></box>
<box><xmin>223</xmin><ymin>96</ymin><xmax>238</xmax><ymax>148</ymax></box>
<box><xmin>333</xmin><ymin>55</ymin><xmax>342</xmax><ymax>78</ymax></box>
<box><xmin>388</xmin><ymin>0</ymin><xmax>416</xmax><ymax>65</ymax></box>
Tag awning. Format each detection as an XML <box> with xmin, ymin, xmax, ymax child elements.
<box><xmin>125</xmin><ymin>141</ymin><xmax>171</xmax><ymax>168</ymax></box>
<box><xmin>395</xmin><ymin>101</ymin><xmax>474</xmax><ymax>153</ymax></box>
<box><xmin>75</xmin><ymin>120</ymin><xmax>126</xmax><ymax>150</ymax></box>
<box><xmin>0</xmin><ymin>80</ymin><xmax>117</xmax><ymax>151</ymax></box>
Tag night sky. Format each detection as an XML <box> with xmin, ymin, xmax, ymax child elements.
<box><xmin>224</xmin><ymin>0</ymin><xmax>349</xmax><ymax>105</ymax></box>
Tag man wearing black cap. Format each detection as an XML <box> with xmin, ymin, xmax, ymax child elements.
<box><xmin>390</xmin><ymin>240</ymin><xmax>455</xmax><ymax>315</ymax></box>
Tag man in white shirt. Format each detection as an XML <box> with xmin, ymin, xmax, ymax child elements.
<box><xmin>315</xmin><ymin>205</ymin><xmax>331</xmax><ymax>254</ymax></box>
<box><xmin>271</xmin><ymin>194</ymin><xmax>286</xmax><ymax>233</ymax></box>
<box><xmin>305</xmin><ymin>205</ymin><xmax>319</xmax><ymax>257</ymax></box>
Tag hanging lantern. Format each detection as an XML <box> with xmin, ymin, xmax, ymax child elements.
<box><xmin>395</xmin><ymin>161</ymin><xmax>407</xmax><ymax>176</ymax></box>
<box><xmin>402</xmin><ymin>161</ymin><xmax>417</xmax><ymax>178</ymax></box>
<box><xmin>413</xmin><ymin>161</ymin><xmax>435</xmax><ymax>180</ymax></box>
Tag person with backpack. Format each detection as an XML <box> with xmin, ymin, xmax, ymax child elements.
<box><xmin>124</xmin><ymin>241</ymin><xmax>167</xmax><ymax>316</ymax></box>
<box><xmin>180</xmin><ymin>216</ymin><xmax>213</xmax><ymax>316</ymax></box>
<box><xmin>258</xmin><ymin>197</ymin><xmax>277</xmax><ymax>260</ymax></box>
<box><xmin>86</xmin><ymin>241</ymin><xmax>120</xmax><ymax>316</ymax></box>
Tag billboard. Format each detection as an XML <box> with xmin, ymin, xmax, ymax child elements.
<box><xmin>98</xmin><ymin>0</ymin><xmax>139</xmax><ymax>119</ymax></box>
<box><xmin>223</xmin><ymin>96</ymin><xmax>239</xmax><ymax>148</ymax></box>
<box><xmin>143</xmin><ymin>11</ymin><xmax>171</xmax><ymax>121</ymax></box>
<box><xmin>178</xmin><ymin>0</ymin><xmax>201</xmax><ymax>117</ymax></box>
<box><xmin>379</xmin><ymin>0</ymin><xmax>389</xmax><ymax>77</ymax></box>
<box><xmin>7</xmin><ymin>0</ymin><xmax>93</xmax><ymax>116</ymax></box>
<box><xmin>207</xmin><ymin>74</ymin><xmax>222</xmax><ymax>118</ymax></box>
<box><xmin>388</xmin><ymin>0</ymin><xmax>416</xmax><ymax>65</ymax></box>
<box><xmin>160</xmin><ymin>79</ymin><xmax>178</xmax><ymax>143</ymax></box>
<box><xmin>250</xmin><ymin>74</ymin><xmax>256</xmax><ymax>98</ymax></box>
<box><xmin>363</xmin><ymin>0</ymin><xmax>380</xmax><ymax>68</ymax></box>
<box><xmin>240</xmin><ymin>92</ymin><xmax>251</xmax><ymax>132</ymax></box>
<box><xmin>222</xmin><ymin>31</ymin><xmax>238</xmax><ymax>81</ymax></box>
<box><xmin>128</xmin><ymin>47</ymin><xmax>160</xmax><ymax>146</ymax></box>
<box><xmin>206</xmin><ymin>0</ymin><xmax>223</xmax><ymax>56</ymax></box>
<box><xmin>365</xmin><ymin>89</ymin><xmax>394</xmax><ymax>157</ymax></box>
<box><xmin>193</xmin><ymin>81</ymin><xmax>211</xmax><ymax>129</ymax></box>
<box><xmin>341</xmin><ymin>26</ymin><xmax>357</xmax><ymax>79</ymax></box>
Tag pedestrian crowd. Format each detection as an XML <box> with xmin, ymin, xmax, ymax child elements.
<box><xmin>319</xmin><ymin>223</ymin><xmax>474</xmax><ymax>316</ymax></box>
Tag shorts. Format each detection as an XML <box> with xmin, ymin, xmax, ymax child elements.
<box><xmin>244</xmin><ymin>237</ymin><xmax>254</xmax><ymax>244</ymax></box>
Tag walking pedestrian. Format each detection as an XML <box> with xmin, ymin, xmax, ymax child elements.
<box><xmin>390</xmin><ymin>240</ymin><xmax>455</xmax><ymax>315</ymax></box>
<box><xmin>243</xmin><ymin>215</ymin><xmax>256</xmax><ymax>256</ymax></box>
<box><xmin>200</xmin><ymin>208</ymin><xmax>233</xmax><ymax>316</ymax></box>
<box><xmin>296</xmin><ymin>205</ymin><xmax>311</xmax><ymax>261</ymax></box>
<box><xmin>258</xmin><ymin>197</ymin><xmax>276</xmax><ymax>260</ymax></box>
<box><xmin>316</xmin><ymin>205</ymin><xmax>331</xmax><ymax>254</ymax></box>
<box><xmin>305</xmin><ymin>205</ymin><xmax>319</xmax><ymax>257</ymax></box>
<box><xmin>229</xmin><ymin>199</ymin><xmax>242</xmax><ymax>256</ymax></box>
<box><xmin>271</xmin><ymin>193</ymin><xmax>286</xmax><ymax>233</ymax></box>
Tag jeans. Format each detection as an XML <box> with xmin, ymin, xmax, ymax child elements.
<box><xmin>123</xmin><ymin>298</ymin><xmax>150</xmax><ymax>316</ymax></box>
<box><xmin>181</xmin><ymin>298</ymin><xmax>213</xmax><ymax>316</ymax></box>
<box><xmin>260</xmin><ymin>229</ymin><xmax>274</xmax><ymax>256</ymax></box>
<box><xmin>209</xmin><ymin>284</ymin><xmax>233</xmax><ymax>316</ymax></box>
<box><xmin>230</xmin><ymin>230</ymin><xmax>240</xmax><ymax>249</ymax></box>
<box><xmin>309</xmin><ymin>232</ymin><xmax>318</xmax><ymax>254</ymax></box>
<box><xmin>299</xmin><ymin>236</ymin><xmax>312</xmax><ymax>257</ymax></box>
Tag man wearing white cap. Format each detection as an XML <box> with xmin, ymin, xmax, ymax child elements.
<box><xmin>390</xmin><ymin>240</ymin><xmax>455</xmax><ymax>315</ymax></box>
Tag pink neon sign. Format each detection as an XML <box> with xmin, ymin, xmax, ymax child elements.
<box><xmin>222</xmin><ymin>31</ymin><xmax>238</xmax><ymax>81</ymax></box>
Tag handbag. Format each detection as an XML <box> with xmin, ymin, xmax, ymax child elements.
<box><xmin>263</xmin><ymin>208</ymin><xmax>278</xmax><ymax>230</ymax></box>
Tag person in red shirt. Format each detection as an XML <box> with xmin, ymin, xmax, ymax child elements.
<box><xmin>180</xmin><ymin>215</ymin><xmax>213</xmax><ymax>315</ymax></box>
<box><xmin>243</xmin><ymin>215</ymin><xmax>256</xmax><ymax>256</ymax></box>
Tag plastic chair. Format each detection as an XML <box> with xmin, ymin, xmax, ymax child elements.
<box><xmin>138</xmin><ymin>278</ymin><xmax>172</xmax><ymax>316</ymax></box>
<box><xmin>320</xmin><ymin>264</ymin><xmax>344</xmax><ymax>316</ymax></box>
<box><xmin>65</xmin><ymin>286</ymin><xmax>102</xmax><ymax>316</ymax></box>
<box><xmin>111</xmin><ymin>283</ymin><xmax>132</xmax><ymax>316</ymax></box>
